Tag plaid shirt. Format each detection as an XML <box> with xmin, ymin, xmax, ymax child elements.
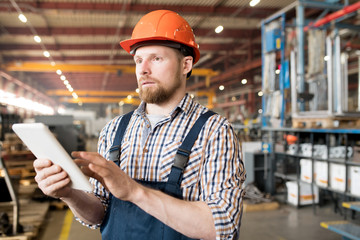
<box><xmin>82</xmin><ymin>94</ymin><xmax>246</xmax><ymax>239</ymax></box>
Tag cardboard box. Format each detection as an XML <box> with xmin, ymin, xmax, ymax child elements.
<box><xmin>350</xmin><ymin>166</ymin><xmax>360</xmax><ymax>196</ymax></box>
<box><xmin>315</xmin><ymin>161</ymin><xmax>328</xmax><ymax>188</ymax></box>
<box><xmin>330</xmin><ymin>163</ymin><xmax>349</xmax><ymax>192</ymax></box>
<box><xmin>300</xmin><ymin>159</ymin><xmax>313</xmax><ymax>183</ymax></box>
<box><xmin>300</xmin><ymin>159</ymin><xmax>328</xmax><ymax>187</ymax></box>
<box><xmin>286</xmin><ymin>181</ymin><xmax>319</xmax><ymax>206</ymax></box>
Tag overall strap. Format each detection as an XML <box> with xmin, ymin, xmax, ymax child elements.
<box><xmin>166</xmin><ymin>111</ymin><xmax>216</xmax><ymax>191</ymax></box>
<box><xmin>109</xmin><ymin>111</ymin><xmax>134</xmax><ymax>162</ymax></box>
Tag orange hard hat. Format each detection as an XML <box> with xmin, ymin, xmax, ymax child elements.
<box><xmin>120</xmin><ymin>10</ymin><xmax>200</xmax><ymax>63</ymax></box>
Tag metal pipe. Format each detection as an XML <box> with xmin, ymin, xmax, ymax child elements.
<box><xmin>326</xmin><ymin>36</ymin><xmax>333</xmax><ymax>115</ymax></box>
<box><xmin>311</xmin><ymin>1</ymin><xmax>360</xmax><ymax>28</ymax></box>
<box><xmin>334</xmin><ymin>30</ymin><xmax>342</xmax><ymax>114</ymax></box>
<box><xmin>296</xmin><ymin>3</ymin><xmax>305</xmax><ymax>111</ymax></box>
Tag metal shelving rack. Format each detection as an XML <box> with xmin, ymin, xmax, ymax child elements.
<box><xmin>262</xmin><ymin>127</ymin><xmax>360</xmax><ymax>207</ymax></box>
<box><xmin>261</xmin><ymin>1</ymin><xmax>360</xmax><ymax>129</ymax></box>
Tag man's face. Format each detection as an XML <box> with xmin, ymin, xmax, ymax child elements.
<box><xmin>134</xmin><ymin>45</ymin><xmax>183</xmax><ymax>104</ymax></box>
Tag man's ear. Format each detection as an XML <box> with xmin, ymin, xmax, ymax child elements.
<box><xmin>183</xmin><ymin>56</ymin><xmax>193</xmax><ymax>76</ymax></box>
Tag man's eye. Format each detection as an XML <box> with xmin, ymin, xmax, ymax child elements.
<box><xmin>154</xmin><ymin>57</ymin><xmax>161</xmax><ymax>62</ymax></box>
<box><xmin>135</xmin><ymin>59</ymin><xmax>142</xmax><ymax>64</ymax></box>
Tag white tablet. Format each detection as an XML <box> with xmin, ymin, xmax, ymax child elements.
<box><xmin>12</xmin><ymin>123</ymin><xmax>92</xmax><ymax>192</ymax></box>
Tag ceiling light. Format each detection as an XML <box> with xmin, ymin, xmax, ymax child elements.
<box><xmin>34</xmin><ymin>35</ymin><xmax>41</xmax><ymax>43</ymax></box>
<box><xmin>258</xmin><ymin>109</ymin><xmax>263</xmax><ymax>114</ymax></box>
<box><xmin>135</xmin><ymin>88</ymin><xmax>140</xmax><ymax>93</ymax></box>
<box><xmin>127</xmin><ymin>95</ymin><xmax>132</xmax><ymax>100</ymax></box>
<box><xmin>215</xmin><ymin>25</ymin><xmax>224</xmax><ymax>34</ymax></box>
<box><xmin>258</xmin><ymin>91</ymin><xmax>263</xmax><ymax>96</ymax></box>
<box><xmin>60</xmin><ymin>75</ymin><xmax>66</xmax><ymax>81</ymax></box>
<box><xmin>68</xmin><ymin>87</ymin><xmax>74</xmax><ymax>92</ymax></box>
<box><xmin>64</xmin><ymin>80</ymin><xmax>69</xmax><ymax>85</ymax></box>
<box><xmin>78</xmin><ymin>102</ymin><xmax>83</xmax><ymax>106</ymax></box>
<box><xmin>219</xmin><ymin>85</ymin><xmax>225</xmax><ymax>91</ymax></box>
<box><xmin>249</xmin><ymin>0</ymin><xmax>260</xmax><ymax>7</ymax></box>
<box><xmin>72</xmin><ymin>92</ymin><xmax>78</xmax><ymax>99</ymax></box>
<box><xmin>119</xmin><ymin>101</ymin><xmax>124</xmax><ymax>106</ymax></box>
<box><xmin>241</xmin><ymin>79</ymin><xmax>247</xmax><ymax>84</ymax></box>
<box><xmin>18</xmin><ymin>14</ymin><xmax>27</xmax><ymax>23</ymax></box>
<box><xmin>50</xmin><ymin>61</ymin><xmax>56</xmax><ymax>66</ymax></box>
<box><xmin>275</xmin><ymin>69</ymin><xmax>280</xmax><ymax>74</ymax></box>
<box><xmin>56</xmin><ymin>69</ymin><xmax>62</xmax><ymax>75</ymax></box>
<box><xmin>324</xmin><ymin>55</ymin><xmax>330</xmax><ymax>61</ymax></box>
<box><xmin>43</xmin><ymin>51</ymin><xmax>50</xmax><ymax>58</ymax></box>
<box><xmin>231</xmin><ymin>96</ymin><xmax>236</xmax><ymax>101</ymax></box>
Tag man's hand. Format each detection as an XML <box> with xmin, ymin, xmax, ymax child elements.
<box><xmin>33</xmin><ymin>158</ymin><xmax>72</xmax><ymax>198</ymax></box>
<box><xmin>72</xmin><ymin>151</ymin><xmax>140</xmax><ymax>202</ymax></box>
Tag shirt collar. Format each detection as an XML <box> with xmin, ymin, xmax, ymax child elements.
<box><xmin>134</xmin><ymin>93</ymin><xmax>193</xmax><ymax>117</ymax></box>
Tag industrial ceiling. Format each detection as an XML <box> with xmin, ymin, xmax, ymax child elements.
<box><xmin>0</xmin><ymin>0</ymin><xmax>358</xmax><ymax>114</ymax></box>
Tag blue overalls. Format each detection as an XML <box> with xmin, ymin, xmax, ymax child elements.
<box><xmin>100</xmin><ymin>110</ymin><xmax>215</xmax><ymax>239</ymax></box>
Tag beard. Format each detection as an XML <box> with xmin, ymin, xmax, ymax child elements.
<box><xmin>139</xmin><ymin>68</ymin><xmax>182</xmax><ymax>104</ymax></box>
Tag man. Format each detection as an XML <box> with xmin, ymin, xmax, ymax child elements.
<box><xmin>34</xmin><ymin>10</ymin><xmax>246</xmax><ymax>239</ymax></box>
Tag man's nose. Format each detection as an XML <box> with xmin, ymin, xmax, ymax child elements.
<box><xmin>139</xmin><ymin>60</ymin><xmax>150</xmax><ymax>75</ymax></box>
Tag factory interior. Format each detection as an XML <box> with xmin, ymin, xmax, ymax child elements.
<box><xmin>0</xmin><ymin>0</ymin><xmax>360</xmax><ymax>239</ymax></box>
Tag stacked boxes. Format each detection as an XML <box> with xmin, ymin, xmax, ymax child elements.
<box><xmin>286</xmin><ymin>181</ymin><xmax>319</xmax><ymax>206</ymax></box>
<box><xmin>350</xmin><ymin>166</ymin><xmax>360</xmax><ymax>196</ymax></box>
<box><xmin>300</xmin><ymin>159</ymin><xmax>328</xmax><ymax>187</ymax></box>
<box><xmin>329</xmin><ymin>163</ymin><xmax>348</xmax><ymax>192</ymax></box>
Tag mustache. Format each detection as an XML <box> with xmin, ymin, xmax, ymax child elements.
<box><xmin>139</xmin><ymin>76</ymin><xmax>159</xmax><ymax>84</ymax></box>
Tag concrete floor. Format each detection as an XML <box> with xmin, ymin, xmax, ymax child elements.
<box><xmin>37</xmin><ymin>202</ymin><xmax>345</xmax><ymax>240</ymax></box>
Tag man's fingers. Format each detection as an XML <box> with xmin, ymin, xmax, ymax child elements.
<box><xmin>33</xmin><ymin>158</ymin><xmax>52</xmax><ymax>169</ymax></box>
<box><xmin>41</xmin><ymin>177</ymin><xmax>71</xmax><ymax>196</ymax></box>
<box><xmin>34</xmin><ymin>164</ymin><xmax>62</xmax><ymax>182</ymax></box>
<box><xmin>72</xmin><ymin>151</ymin><xmax>106</xmax><ymax>165</ymax></box>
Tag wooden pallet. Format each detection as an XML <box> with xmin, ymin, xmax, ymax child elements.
<box><xmin>292</xmin><ymin>117</ymin><xmax>360</xmax><ymax>129</ymax></box>
<box><xmin>244</xmin><ymin>201</ymin><xmax>280</xmax><ymax>212</ymax></box>
<box><xmin>0</xmin><ymin>200</ymin><xmax>49</xmax><ymax>240</ymax></box>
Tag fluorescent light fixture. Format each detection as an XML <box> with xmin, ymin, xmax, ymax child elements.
<box><xmin>56</xmin><ymin>69</ymin><xmax>62</xmax><ymax>75</ymax></box>
<box><xmin>215</xmin><ymin>25</ymin><xmax>224</xmax><ymax>34</ymax></box>
<box><xmin>34</xmin><ymin>35</ymin><xmax>41</xmax><ymax>43</ymax></box>
<box><xmin>18</xmin><ymin>14</ymin><xmax>27</xmax><ymax>23</ymax></box>
<box><xmin>219</xmin><ymin>85</ymin><xmax>225</xmax><ymax>91</ymax></box>
<box><xmin>241</xmin><ymin>78</ymin><xmax>247</xmax><ymax>84</ymax></box>
<box><xmin>60</xmin><ymin>75</ymin><xmax>66</xmax><ymax>81</ymax></box>
<box><xmin>249</xmin><ymin>0</ymin><xmax>260</xmax><ymax>7</ymax></box>
<box><xmin>0</xmin><ymin>90</ymin><xmax>54</xmax><ymax>115</ymax></box>
<box><xmin>43</xmin><ymin>51</ymin><xmax>50</xmax><ymax>58</ymax></box>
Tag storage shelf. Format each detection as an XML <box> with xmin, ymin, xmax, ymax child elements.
<box><xmin>275</xmin><ymin>152</ymin><xmax>360</xmax><ymax>166</ymax></box>
<box><xmin>321</xmin><ymin>221</ymin><xmax>360</xmax><ymax>240</ymax></box>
